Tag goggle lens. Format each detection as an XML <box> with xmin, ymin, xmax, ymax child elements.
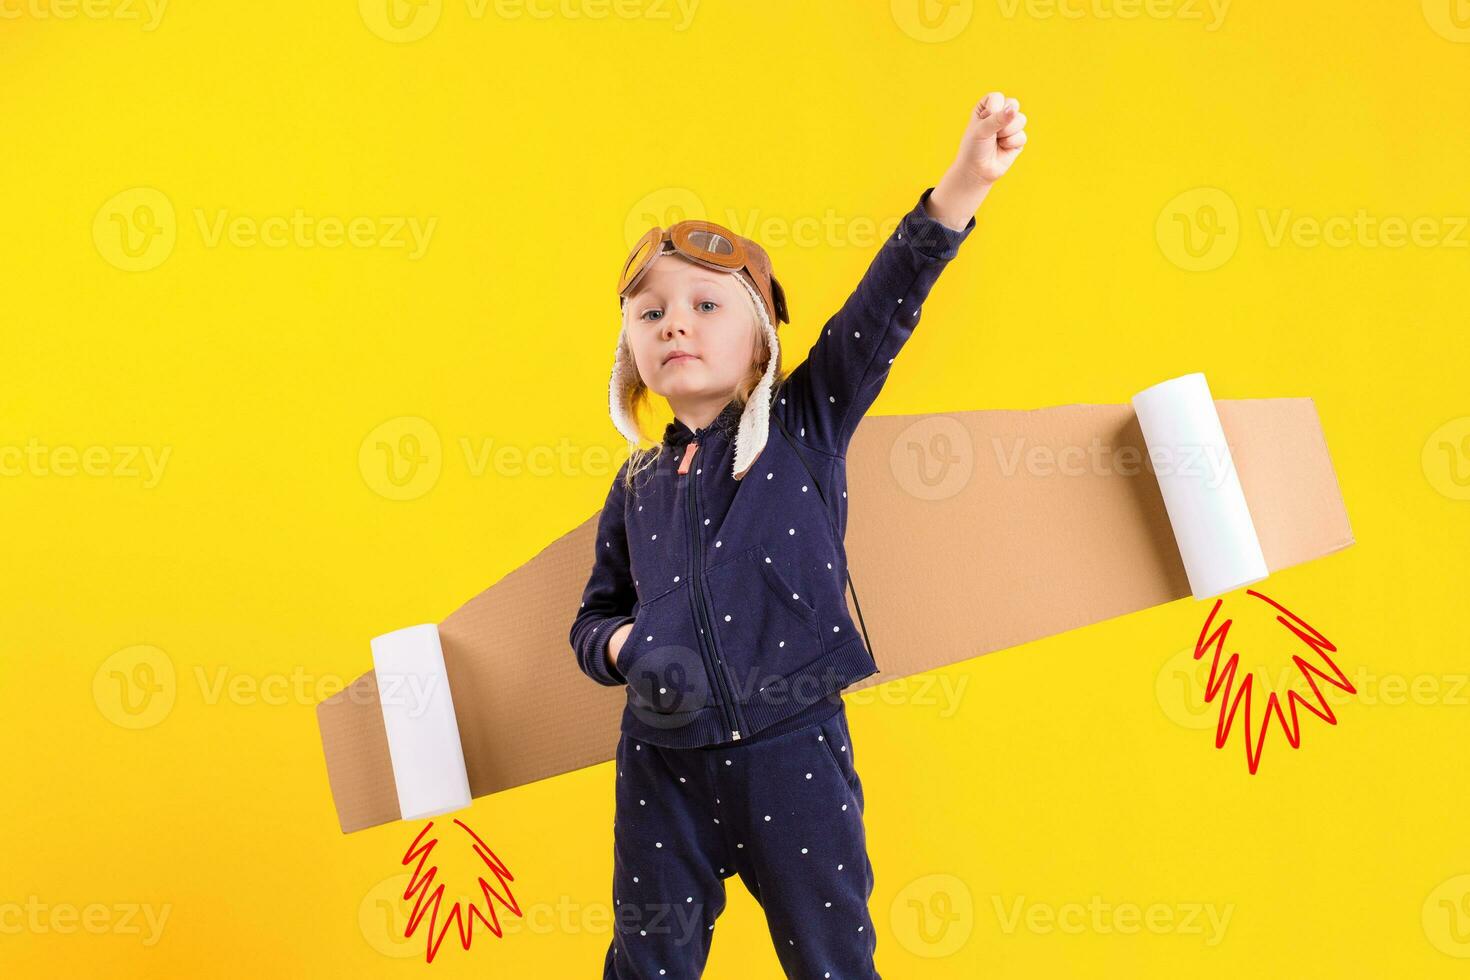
<box><xmin>671</xmin><ymin>221</ymin><xmax>745</xmax><ymax>270</ymax></box>
<box><xmin>683</xmin><ymin>228</ymin><xmax>735</xmax><ymax>257</ymax></box>
<box><xmin>618</xmin><ymin>232</ymin><xmax>662</xmax><ymax>295</ymax></box>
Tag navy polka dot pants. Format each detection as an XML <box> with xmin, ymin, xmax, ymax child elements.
<box><xmin>602</xmin><ymin>700</ymin><xmax>879</xmax><ymax>979</ymax></box>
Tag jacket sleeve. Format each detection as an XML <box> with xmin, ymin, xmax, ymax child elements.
<box><xmin>778</xmin><ymin>185</ymin><xmax>977</xmax><ymax>457</ymax></box>
<box><xmin>568</xmin><ymin>460</ymin><xmax>637</xmax><ymax>687</ymax></box>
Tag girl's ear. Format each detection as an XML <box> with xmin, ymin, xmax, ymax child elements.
<box><xmin>770</xmin><ymin>275</ymin><xmax>789</xmax><ymax>324</ymax></box>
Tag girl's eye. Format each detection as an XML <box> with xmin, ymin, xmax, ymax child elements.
<box><xmin>697</xmin><ymin>301</ymin><xmax>718</xmax><ymax>313</ymax></box>
<box><xmin>640</xmin><ymin>309</ymin><xmax>662</xmax><ymax>321</ymax></box>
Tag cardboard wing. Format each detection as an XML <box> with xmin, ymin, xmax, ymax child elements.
<box><xmin>316</xmin><ymin>398</ymin><xmax>1353</xmax><ymax>833</ymax></box>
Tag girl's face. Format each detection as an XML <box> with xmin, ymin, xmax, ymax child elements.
<box><xmin>623</xmin><ymin>254</ymin><xmax>759</xmax><ymax>404</ymax></box>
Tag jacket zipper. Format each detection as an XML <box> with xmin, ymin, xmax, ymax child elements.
<box><xmin>679</xmin><ymin>439</ymin><xmax>746</xmax><ymax>741</ymax></box>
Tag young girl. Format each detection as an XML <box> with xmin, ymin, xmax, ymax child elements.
<box><xmin>571</xmin><ymin>91</ymin><xmax>1027</xmax><ymax>978</ymax></box>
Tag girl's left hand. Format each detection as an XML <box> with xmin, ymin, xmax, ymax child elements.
<box><xmin>952</xmin><ymin>91</ymin><xmax>1028</xmax><ymax>188</ymax></box>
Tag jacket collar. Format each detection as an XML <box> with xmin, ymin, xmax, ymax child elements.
<box><xmin>663</xmin><ymin>397</ymin><xmax>743</xmax><ymax>448</ymax></box>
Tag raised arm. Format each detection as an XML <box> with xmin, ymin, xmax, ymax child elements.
<box><xmin>775</xmin><ymin>91</ymin><xmax>1027</xmax><ymax>457</ymax></box>
<box><xmin>569</xmin><ymin>461</ymin><xmax>638</xmax><ymax>686</ymax></box>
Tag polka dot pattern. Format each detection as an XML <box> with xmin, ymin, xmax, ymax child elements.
<box><xmin>605</xmin><ymin>701</ymin><xmax>876</xmax><ymax>977</ymax></box>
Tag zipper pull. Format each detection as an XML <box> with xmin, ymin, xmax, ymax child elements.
<box><xmin>731</xmin><ymin>730</ymin><xmax>741</xmax><ymax>740</ymax></box>
<box><xmin>677</xmin><ymin>440</ymin><xmax>699</xmax><ymax>475</ymax></box>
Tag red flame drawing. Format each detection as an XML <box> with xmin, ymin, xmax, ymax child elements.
<box><xmin>1194</xmin><ymin>589</ymin><xmax>1356</xmax><ymax>773</ymax></box>
<box><xmin>399</xmin><ymin>818</ymin><xmax>523</xmax><ymax>962</ymax></box>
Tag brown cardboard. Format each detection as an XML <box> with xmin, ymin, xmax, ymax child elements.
<box><xmin>316</xmin><ymin>398</ymin><xmax>1353</xmax><ymax>834</ymax></box>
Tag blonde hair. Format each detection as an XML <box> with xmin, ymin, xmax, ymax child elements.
<box><xmin>616</xmin><ymin>274</ymin><xmax>786</xmax><ymax>491</ymax></box>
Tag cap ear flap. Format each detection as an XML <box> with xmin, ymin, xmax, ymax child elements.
<box><xmin>769</xmin><ymin>274</ymin><xmax>789</xmax><ymax>324</ymax></box>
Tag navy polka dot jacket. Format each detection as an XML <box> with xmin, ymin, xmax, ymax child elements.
<box><xmin>571</xmin><ymin>186</ymin><xmax>976</xmax><ymax>748</ymax></box>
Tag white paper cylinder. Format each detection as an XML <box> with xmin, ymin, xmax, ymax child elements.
<box><xmin>370</xmin><ymin>623</ymin><xmax>472</xmax><ymax>821</ymax></box>
<box><xmin>1131</xmin><ymin>373</ymin><xmax>1269</xmax><ymax>600</ymax></box>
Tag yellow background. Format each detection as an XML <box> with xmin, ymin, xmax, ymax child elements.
<box><xmin>3</xmin><ymin>0</ymin><xmax>1468</xmax><ymax>975</ymax></box>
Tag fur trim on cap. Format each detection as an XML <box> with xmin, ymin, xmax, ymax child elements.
<box><xmin>608</xmin><ymin>325</ymin><xmax>643</xmax><ymax>450</ymax></box>
<box><xmin>727</xmin><ymin>271</ymin><xmax>779</xmax><ymax>480</ymax></box>
<box><xmin>608</xmin><ymin>270</ymin><xmax>780</xmax><ymax>482</ymax></box>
